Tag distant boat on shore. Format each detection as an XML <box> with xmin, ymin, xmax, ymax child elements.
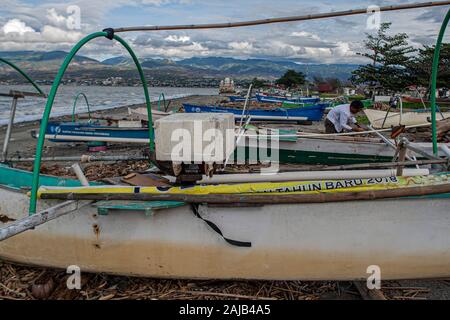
<box><xmin>182</xmin><ymin>103</ymin><xmax>327</xmax><ymax>122</ymax></box>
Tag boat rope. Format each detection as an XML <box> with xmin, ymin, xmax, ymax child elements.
<box><xmin>111</xmin><ymin>1</ymin><xmax>450</xmax><ymax>32</ymax></box>
<box><xmin>191</xmin><ymin>204</ymin><xmax>252</xmax><ymax>248</ymax></box>
<box><xmin>243</xmin><ymin>122</ymin><xmax>435</xmax><ymax>139</ymax></box>
<box><xmin>72</xmin><ymin>92</ymin><xmax>91</xmax><ymax>123</ymax></box>
<box><xmin>0</xmin><ymin>58</ymin><xmax>45</xmax><ymax>95</ymax></box>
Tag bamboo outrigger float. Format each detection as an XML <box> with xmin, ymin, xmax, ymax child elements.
<box><xmin>1</xmin><ymin>1</ymin><xmax>450</xmax><ymax>280</ymax></box>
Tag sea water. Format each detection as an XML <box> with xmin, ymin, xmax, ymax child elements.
<box><xmin>0</xmin><ymin>85</ymin><xmax>217</xmax><ymax>125</ymax></box>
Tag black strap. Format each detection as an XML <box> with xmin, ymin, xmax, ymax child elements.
<box><xmin>102</xmin><ymin>28</ymin><xmax>115</xmax><ymax>40</ymax></box>
<box><xmin>191</xmin><ymin>204</ymin><xmax>251</xmax><ymax>248</ymax></box>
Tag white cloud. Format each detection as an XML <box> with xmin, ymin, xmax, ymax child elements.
<box><xmin>165</xmin><ymin>35</ymin><xmax>190</xmax><ymax>42</ymax></box>
<box><xmin>46</xmin><ymin>8</ymin><xmax>69</xmax><ymax>29</ymax></box>
<box><xmin>41</xmin><ymin>25</ymin><xmax>83</xmax><ymax>43</ymax></box>
<box><xmin>291</xmin><ymin>31</ymin><xmax>321</xmax><ymax>41</ymax></box>
<box><xmin>0</xmin><ymin>0</ymin><xmax>447</xmax><ymax>63</ymax></box>
<box><xmin>228</xmin><ymin>41</ymin><xmax>253</xmax><ymax>51</ymax></box>
<box><xmin>0</xmin><ymin>18</ymin><xmax>83</xmax><ymax>45</ymax></box>
<box><xmin>2</xmin><ymin>19</ymin><xmax>36</xmax><ymax>35</ymax></box>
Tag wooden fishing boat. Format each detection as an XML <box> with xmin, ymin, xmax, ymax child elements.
<box><xmin>183</xmin><ymin>103</ymin><xmax>327</xmax><ymax>122</ymax></box>
<box><xmin>1</xmin><ymin>166</ymin><xmax>450</xmax><ymax>280</ymax></box>
<box><xmin>127</xmin><ymin>107</ymin><xmax>172</xmax><ymax>121</ymax></box>
<box><xmin>256</xmin><ymin>93</ymin><xmax>320</xmax><ymax>104</ymax></box>
<box><xmin>227</xmin><ymin>96</ymin><xmax>257</xmax><ymax>102</ymax></box>
<box><xmin>364</xmin><ymin>108</ymin><xmax>450</xmax><ymax>129</ymax></box>
<box><xmin>32</xmin><ymin>122</ymin><xmax>448</xmax><ymax>165</ymax></box>
<box><xmin>403</xmin><ymin>95</ymin><xmax>450</xmax><ymax>105</ymax></box>
<box><xmin>32</xmin><ymin>121</ymin><xmax>149</xmax><ymax>144</ymax></box>
<box><xmin>236</xmin><ymin>129</ymin><xmax>449</xmax><ymax>165</ymax></box>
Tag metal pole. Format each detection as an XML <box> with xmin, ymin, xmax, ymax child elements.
<box><xmin>29</xmin><ymin>32</ymin><xmax>153</xmax><ymax>214</ymax></box>
<box><xmin>6</xmin><ymin>154</ymin><xmax>149</xmax><ymax>163</ymax></box>
<box><xmin>430</xmin><ymin>9</ymin><xmax>450</xmax><ymax>156</ymax></box>
<box><xmin>1</xmin><ymin>97</ymin><xmax>19</xmax><ymax>162</ymax></box>
<box><xmin>112</xmin><ymin>1</ymin><xmax>450</xmax><ymax>32</ymax></box>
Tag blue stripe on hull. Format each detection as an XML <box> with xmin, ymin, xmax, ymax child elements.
<box><xmin>182</xmin><ymin>104</ymin><xmax>326</xmax><ymax>121</ymax></box>
<box><xmin>45</xmin><ymin>122</ymin><xmax>149</xmax><ymax>142</ymax></box>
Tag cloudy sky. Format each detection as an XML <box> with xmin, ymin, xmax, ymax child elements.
<box><xmin>0</xmin><ymin>0</ymin><xmax>449</xmax><ymax>63</ymax></box>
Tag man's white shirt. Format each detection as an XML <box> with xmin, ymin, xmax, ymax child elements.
<box><xmin>326</xmin><ymin>104</ymin><xmax>357</xmax><ymax>132</ymax></box>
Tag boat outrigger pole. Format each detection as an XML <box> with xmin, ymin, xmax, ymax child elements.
<box><xmin>29</xmin><ymin>31</ymin><xmax>154</xmax><ymax>214</ymax></box>
<box><xmin>111</xmin><ymin>1</ymin><xmax>450</xmax><ymax>32</ymax></box>
<box><xmin>430</xmin><ymin>8</ymin><xmax>450</xmax><ymax>156</ymax></box>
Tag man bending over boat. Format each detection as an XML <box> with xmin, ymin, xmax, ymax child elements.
<box><xmin>324</xmin><ymin>100</ymin><xmax>365</xmax><ymax>134</ymax></box>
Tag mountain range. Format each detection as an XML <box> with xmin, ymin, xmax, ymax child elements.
<box><xmin>0</xmin><ymin>50</ymin><xmax>359</xmax><ymax>82</ymax></box>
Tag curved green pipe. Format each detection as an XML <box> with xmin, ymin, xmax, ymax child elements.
<box><xmin>72</xmin><ymin>92</ymin><xmax>91</xmax><ymax>123</ymax></box>
<box><xmin>29</xmin><ymin>31</ymin><xmax>154</xmax><ymax>214</ymax></box>
<box><xmin>157</xmin><ymin>92</ymin><xmax>166</xmax><ymax>111</ymax></box>
<box><xmin>430</xmin><ymin>9</ymin><xmax>450</xmax><ymax>156</ymax></box>
<box><xmin>0</xmin><ymin>57</ymin><xmax>45</xmax><ymax>95</ymax></box>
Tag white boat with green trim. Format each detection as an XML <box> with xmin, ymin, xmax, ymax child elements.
<box><xmin>1</xmin><ymin>164</ymin><xmax>450</xmax><ymax>280</ymax></box>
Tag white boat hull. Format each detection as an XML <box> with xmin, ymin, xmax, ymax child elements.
<box><xmin>364</xmin><ymin>109</ymin><xmax>450</xmax><ymax>129</ymax></box>
<box><xmin>128</xmin><ymin>107</ymin><xmax>172</xmax><ymax>121</ymax></box>
<box><xmin>1</xmin><ymin>187</ymin><xmax>450</xmax><ymax>280</ymax></box>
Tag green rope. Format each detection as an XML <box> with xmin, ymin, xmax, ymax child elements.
<box><xmin>72</xmin><ymin>92</ymin><xmax>91</xmax><ymax>123</ymax></box>
<box><xmin>430</xmin><ymin>9</ymin><xmax>450</xmax><ymax>156</ymax></box>
<box><xmin>0</xmin><ymin>57</ymin><xmax>45</xmax><ymax>95</ymax></box>
<box><xmin>29</xmin><ymin>31</ymin><xmax>154</xmax><ymax>214</ymax></box>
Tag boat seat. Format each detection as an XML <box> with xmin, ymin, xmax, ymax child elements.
<box><xmin>93</xmin><ymin>200</ymin><xmax>184</xmax><ymax>216</ymax></box>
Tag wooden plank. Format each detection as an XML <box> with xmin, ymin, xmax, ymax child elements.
<box><xmin>121</xmin><ymin>173</ymin><xmax>171</xmax><ymax>187</ymax></box>
<box><xmin>40</xmin><ymin>183</ymin><xmax>450</xmax><ymax>204</ymax></box>
<box><xmin>93</xmin><ymin>200</ymin><xmax>184</xmax><ymax>216</ymax></box>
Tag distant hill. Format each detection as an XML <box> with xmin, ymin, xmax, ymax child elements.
<box><xmin>0</xmin><ymin>51</ymin><xmax>359</xmax><ymax>81</ymax></box>
<box><xmin>0</xmin><ymin>50</ymin><xmax>98</xmax><ymax>64</ymax></box>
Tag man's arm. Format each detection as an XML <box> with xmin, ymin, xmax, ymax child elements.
<box><xmin>340</xmin><ymin>114</ymin><xmax>353</xmax><ymax>131</ymax></box>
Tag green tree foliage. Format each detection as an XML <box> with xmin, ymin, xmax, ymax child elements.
<box><xmin>251</xmin><ymin>77</ymin><xmax>266</xmax><ymax>88</ymax></box>
<box><xmin>276</xmin><ymin>69</ymin><xmax>306</xmax><ymax>88</ymax></box>
<box><xmin>350</xmin><ymin>22</ymin><xmax>416</xmax><ymax>92</ymax></box>
<box><xmin>409</xmin><ymin>43</ymin><xmax>450</xmax><ymax>90</ymax></box>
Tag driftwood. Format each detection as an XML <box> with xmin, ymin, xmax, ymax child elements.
<box><xmin>40</xmin><ymin>183</ymin><xmax>450</xmax><ymax>204</ymax></box>
<box><xmin>353</xmin><ymin>281</ymin><xmax>387</xmax><ymax>300</ymax></box>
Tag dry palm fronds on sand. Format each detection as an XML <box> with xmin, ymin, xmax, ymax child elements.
<box><xmin>2</xmin><ymin>260</ymin><xmax>448</xmax><ymax>300</ymax></box>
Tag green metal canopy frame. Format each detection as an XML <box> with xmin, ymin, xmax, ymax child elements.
<box><xmin>0</xmin><ymin>57</ymin><xmax>45</xmax><ymax>95</ymax></box>
<box><xmin>72</xmin><ymin>92</ymin><xmax>91</xmax><ymax>123</ymax></box>
<box><xmin>28</xmin><ymin>31</ymin><xmax>154</xmax><ymax>214</ymax></box>
<box><xmin>430</xmin><ymin>8</ymin><xmax>450</xmax><ymax>156</ymax></box>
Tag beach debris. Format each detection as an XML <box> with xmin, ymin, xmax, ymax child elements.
<box><xmin>31</xmin><ymin>276</ymin><xmax>55</xmax><ymax>299</ymax></box>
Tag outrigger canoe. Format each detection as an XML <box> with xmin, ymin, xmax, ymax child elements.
<box><xmin>33</xmin><ymin>123</ymin><xmax>449</xmax><ymax>165</ymax></box>
<box><xmin>255</xmin><ymin>93</ymin><xmax>320</xmax><ymax>104</ymax></box>
<box><xmin>1</xmin><ymin>165</ymin><xmax>450</xmax><ymax>280</ymax></box>
<box><xmin>183</xmin><ymin>103</ymin><xmax>327</xmax><ymax>122</ymax></box>
<box><xmin>364</xmin><ymin>108</ymin><xmax>450</xmax><ymax>129</ymax></box>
